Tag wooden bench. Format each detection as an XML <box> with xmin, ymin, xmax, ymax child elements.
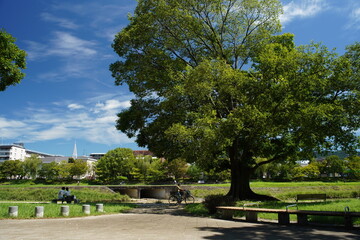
<box><xmin>296</xmin><ymin>194</ymin><xmax>326</xmax><ymax>202</ymax></box>
<box><xmin>216</xmin><ymin>206</ymin><xmax>360</xmax><ymax>228</ymax></box>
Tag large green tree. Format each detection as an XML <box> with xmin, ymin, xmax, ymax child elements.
<box><xmin>96</xmin><ymin>148</ymin><xmax>135</xmax><ymax>183</ymax></box>
<box><xmin>110</xmin><ymin>0</ymin><xmax>360</xmax><ymax>200</ymax></box>
<box><xmin>0</xmin><ymin>29</ymin><xmax>26</xmax><ymax>91</ymax></box>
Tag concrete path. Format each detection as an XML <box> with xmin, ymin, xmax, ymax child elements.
<box><xmin>0</xmin><ymin>204</ymin><xmax>359</xmax><ymax>240</ymax></box>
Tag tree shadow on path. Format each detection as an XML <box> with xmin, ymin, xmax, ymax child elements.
<box><xmin>198</xmin><ymin>222</ymin><xmax>359</xmax><ymax>240</ymax></box>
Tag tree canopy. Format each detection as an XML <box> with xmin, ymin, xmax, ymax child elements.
<box><xmin>0</xmin><ymin>29</ymin><xmax>26</xmax><ymax>91</ymax></box>
<box><xmin>96</xmin><ymin>148</ymin><xmax>136</xmax><ymax>183</ymax></box>
<box><xmin>110</xmin><ymin>0</ymin><xmax>360</xmax><ymax>200</ymax></box>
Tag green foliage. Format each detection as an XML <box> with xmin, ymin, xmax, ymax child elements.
<box><xmin>56</xmin><ymin>161</ymin><xmax>71</xmax><ymax>179</ymax></box>
<box><xmin>0</xmin><ymin>29</ymin><xmax>27</xmax><ymax>91</ymax></box>
<box><xmin>131</xmin><ymin>155</ymin><xmax>167</xmax><ymax>183</ymax></box>
<box><xmin>344</xmin><ymin>155</ymin><xmax>360</xmax><ymax>179</ymax></box>
<box><xmin>96</xmin><ymin>148</ymin><xmax>135</xmax><ymax>183</ymax></box>
<box><xmin>184</xmin><ymin>203</ymin><xmax>209</xmax><ymax>216</ymax></box>
<box><xmin>0</xmin><ymin>187</ymin><xmax>130</xmax><ymax>202</ymax></box>
<box><xmin>293</xmin><ymin>163</ymin><xmax>320</xmax><ymax>180</ymax></box>
<box><xmin>203</xmin><ymin>194</ymin><xmax>235</xmax><ymax>214</ymax></box>
<box><xmin>167</xmin><ymin>158</ymin><xmax>188</xmax><ymax>181</ymax></box>
<box><xmin>23</xmin><ymin>155</ymin><xmax>42</xmax><ymax>179</ymax></box>
<box><xmin>186</xmin><ymin>164</ymin><xmax>203</xmax><ymax>181</ymax></box>
<box><xmin>68</xmin><ymin>159</ymin><xmax>88</xmax><ymax>179</ymax></box>
<box><xmin>0</xmin><ymin>160</ymin><xmax>24</xmax><ymax>179</ymax></box>
<box><xmin>111</xmin><ymin>0</ymin><xmax>360</xmax><ymax>200</ymax></box>
<box><xmin>38</xmin><ymin>162</ymin><xmax>59</xmax><ymax>180</ymax></box>
<box><xmin>317</xmin><ymin>155</ymin><xmax>346</xmax><ymax>176</ymax></box>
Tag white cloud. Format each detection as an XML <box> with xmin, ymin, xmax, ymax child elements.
<box><xmin>0</xmin><ymin>95</ymin><xmax>133</xmax><ymax>146</ymax></box>
<box><xmin>48</xmin><ymin>31</ymin><xmax>97</xmax><ymax>57</ymax></box>
<box><xmin>50</xmin><ymin>1</ymin><xmax>135</xmax><ymax>43</ymax></box>
<box><xmin>41</xmin><ymin>12</ymin><xmax>79</xmax><ymax>29</ymax></box>
<box><xmin>26</xmin><ymin>32</ymin><xmax>97</xmax><ymax>60</ymax></box>
<box><xmin>68</xmin><ymin>103</ymin><xmax>85</xmax><ymax>110</ymax></box>
<box><xmin>280</xmin><ymin>0</ymin><xmax>328</xmax><ymax>25</ymax></box>
<box><xmin>346</xmin><ymin>7</ymin><xmax>360</xmax><ymax>30</ymax></box>
<box><xmin>0</xmin><ymin>117</ymin><xmax>26</xmax><ymax>128</ymax></box>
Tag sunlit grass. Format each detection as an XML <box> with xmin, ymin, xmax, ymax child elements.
<box><xmin>191</xmin><ymin>181</ymin><xmax>360</xmax><ymax>200</ymax></box>
<box><xmin>0</xmin><ymin>187</ymin><xmax>130</xmax><ymax>202</ymax></box>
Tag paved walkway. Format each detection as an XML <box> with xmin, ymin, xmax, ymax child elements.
<box><xmin>0</xmin><ymin>204</ymin><xmax>359</xmax><ymax>240</ymax></box>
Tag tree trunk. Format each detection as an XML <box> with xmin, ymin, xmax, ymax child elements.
<box><xmin>227</xmin><ymin>141</ymin><xmax>277</xmax><ymax>201</ymax></box>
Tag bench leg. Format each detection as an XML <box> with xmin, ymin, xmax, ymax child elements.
<box><xmin>278</xmin><ymin>213</ymin><xmax>290</xmax><ymax>225</ymax></box>
<box><xmin>297</xmin><ymin>214</ymin><xmax>308</xmax><ymax>225</ymax></box>
<box><xmin>245</xmin><ymin>211</ymin><xmax>258</xmax><ymax>223</ymax></box>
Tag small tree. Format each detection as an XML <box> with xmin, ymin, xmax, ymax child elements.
<box><xmin>293</xmin><ymin>163</ymin><xmax>320</xmax><ymax>180</ymax></box>
<box><xmin>0</xmin><ymin>160</ymin><xmax>24</xmax><ymax>179</ymax></box>
<box><xmin>186</xmin><ymin>164</ymin><xmax>203</xmax><ymax>182</ymax></box>
<box><xmin>132</xmin><ymin>155</ymin><xmax>151</xmax><ymax>182</ymax></box>
<box><xmin>69</xmin><ymin>159</ymin><xmax>88</xmax><ymax>179</ymax></box>
<box><xmin>344</xmin><ymin>156</ymin><xmax>360</xmax><ymax>179</ymax></box>
<box><xmin>167</xmin><ymin>158</ymin><xmax>188</xmax><ymax>181</ymax></box>
<box><xmin>318</xmin><ymin>155</ymin><xmax>346</xmax><ymax>177</ymax></box>
<box><xmin>147</xmin><ymin>158</ymin><xmax>167</xmax><ymax>182</ymax></box>
<box><xmin>56</xmin><ymin>161</ymin><xmax>71</xmax><ymax>179</ymax></box>
<box><xmin>23</xmin><ymin>155</ymin><xmax>42</xmax><ymax>179</ymax></box>
<box><xmin>38</xmin><ymin>162</ymin><xmax>59</xmax><ymax>180</ymax></box>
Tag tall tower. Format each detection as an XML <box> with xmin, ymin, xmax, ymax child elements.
<box><xmin>72</xmin><ymin>141</ymin><xmax>78</xmax><ymax>159</ymax></box>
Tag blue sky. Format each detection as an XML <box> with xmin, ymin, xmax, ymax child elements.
<box><xmin>0</xmin><ymin>0</ymin><xmax>359</xmax><ymax>156</ymax></box>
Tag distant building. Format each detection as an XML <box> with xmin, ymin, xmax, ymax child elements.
<box><xmin>0</xmin><ymin>143</ymin><xmax>55</xmax><ymax>162</ymax></box>
<box><xmin>89</xmin><ymin>153</ymin><xmax>105</xmax><ymax>160</ymax></box>
<box><xmin>0</xmin><ymin>143</ymin><xmax>26</xmax><ymax>161</ymax></box>
<box><xmin>90</xmin><ymin>150</ymin><xmax>155</xmax><ymax>160</ymax></box>
<box><xmin>296</xmin><ymin>160</ymin><xmax>310</xmax><ymax>167</ymax></box>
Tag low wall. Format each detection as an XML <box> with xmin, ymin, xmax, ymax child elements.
<box><xmin>109</xmin><ymin>185</ymin><xmax>177</xmax><ymax>199</ymax></box>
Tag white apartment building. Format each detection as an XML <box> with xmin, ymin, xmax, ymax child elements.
<box><xmin>0</xmin><ymin>143</ymin><xmax>26</xmax><ymax>162</ymax></box>
<box><xmin>0</xmin><ymin>143</ymin><xmax>55</xmax><ymax>162</ymax></box>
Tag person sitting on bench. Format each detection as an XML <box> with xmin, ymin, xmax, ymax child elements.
<box><xmin>58</xmin><ymin>187</ymin><xmax>66</xmax><ymax>203</ymax></box>
<box><xmin>64</xmin><ymin>187</ymin><xmax>78</xmax><ymax>203</ymax></box>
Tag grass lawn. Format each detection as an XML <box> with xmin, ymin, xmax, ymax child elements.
<box><xmin>191</xmin><ymin>181</ymin><xmax>360</xmax><ymax>200</ymax></box>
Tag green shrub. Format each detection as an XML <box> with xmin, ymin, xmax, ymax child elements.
<box><xmin>184</xmin><ymin>203</ymin><xmax>209</xmax><ymax>216</ymax></box>
<box><xmin>203</xmin><ymin>194</ymin><xmax>235</xmax><ymax>214</ymax></box>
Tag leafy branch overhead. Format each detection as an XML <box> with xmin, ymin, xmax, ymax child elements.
<box><xmin>0</xmin><ymin>29</ymin><xmax>27</xmax><ymax>91</ymax></box>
